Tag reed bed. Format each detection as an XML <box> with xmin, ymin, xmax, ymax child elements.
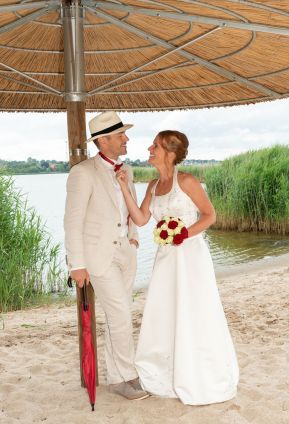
<box><xmin>177</xmin><ymin>165</ymin><xmax>207</xmax><ymax>181</ymax></box>
<box><xmin>204</xmin><ymin>145</ymin><xmax>289</xmax><ymax>234</ymax></box>
<box><xmin>133</xmin><ymin>165</ymin><xmax>207</xmax><ymax>182</ymax></box>
<box><xmin>0</xmin><ymin>175</ymin><xmax>65</xmax><ymax>312</ymax></box>
<box><xmin>133</xmin><ymin>167</ymin><xmax>158</xmax><ymax>182</ymax></box>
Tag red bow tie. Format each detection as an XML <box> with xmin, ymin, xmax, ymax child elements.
<box><xmin>114</xmin><ymin>163</ymin><xmax>123</xmax><ymax>172</ymax></box>
<box><xmin>99</xmin><ymin>152</ymin><xmax>123</xmax><ymax>172</ymax></box>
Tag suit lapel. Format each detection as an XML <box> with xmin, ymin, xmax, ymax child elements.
<box><xmin>94</xmin><ymin>155</ymin><xmax>119</xmax><ymax>209</ymax></box>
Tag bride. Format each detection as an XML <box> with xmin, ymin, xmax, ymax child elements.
<box><xmin>116</xmin><ymin>130</ymin><xmax>239</xmax><ymax>405</ymax></box>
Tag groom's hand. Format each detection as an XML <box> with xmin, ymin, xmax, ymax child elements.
<box><xmin>70</xmin><ymin>268</ymin><xmax>90</xmax><ymax>288</ymax></box>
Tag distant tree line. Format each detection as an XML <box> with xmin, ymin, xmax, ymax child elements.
<box><xmin>124</xmin><ymin>158</ymin><xmax>219</xmax><ymax>166</ymax></box>
<box><xmin>124</xmin><ymin>158</ymin><xmax>150</xmax><ymax>167</ymax></box>
<box><xmin>0</xmin><ymin>157</ymin><xmax>70</xmax><ymax>174</ymax></box>
<box><xmin>0</xmin><ymin>157</ymin><xmax>220</xmax><ymax>174</ymax></box>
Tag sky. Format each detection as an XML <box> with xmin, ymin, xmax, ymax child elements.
<box><xmin>0</xmin><ymin>98</ymin><xmax>288</xmax><ymax>162</ymax></box>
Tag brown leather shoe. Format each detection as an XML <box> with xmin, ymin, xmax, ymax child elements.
<box><xmin>127</xmin><ymin>377</ymin><xmax>144</xmax><ymax>391</ymax></box>
<box><xmin>109</xmin><ymin>382</ymin><xmax>149</xmax><ymax>400</ymax></box>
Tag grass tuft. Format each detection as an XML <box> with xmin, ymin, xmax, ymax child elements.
<box><xmin>0</xmin><ymin>174</ymin><xmax>66</xmax><ymax>312</ymax></box>
<box><xmin>204</xmin><ymin>145</ymin><xmax>289</xmax><ymax>234</ymax></box>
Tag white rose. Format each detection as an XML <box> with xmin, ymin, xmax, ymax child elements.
<box><xmin>154</xmin><ymin>236</ymin><xmax>162</xmax><ymax>244</ymax></box>
<box><xmin>174</xmin><ymin>226</ymin><xmax>181</xmax><ymax>234</ymax></box>
<box><xmin>153</xmin><ymin>228</ymin><xmax>161</xmax><ymax>236</ymax></box>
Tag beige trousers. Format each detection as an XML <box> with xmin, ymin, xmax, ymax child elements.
<box><xmin>90</xmin><ymin>236</ymin><xmax>138</xmax><ymax>385</ymax></box>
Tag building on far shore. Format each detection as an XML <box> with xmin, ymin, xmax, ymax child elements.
<box><xmin>125</xmin><ymin>158</ymin><xmax>220</xmax><ymax>167</ymax></box>
<box><xmin>182</xmin><ymin>159</ymin><xmax>220</xmax><ymax>166</ymax></box>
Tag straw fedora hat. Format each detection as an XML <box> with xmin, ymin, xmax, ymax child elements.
<box><xmin>86</xmin><ymin>111</ymin><xmax>133</xmax><ymax>142</ymax></box>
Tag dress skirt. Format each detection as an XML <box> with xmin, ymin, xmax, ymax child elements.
<box><xmin>135</xmin><ymin>235</ymin><xmax>239</xmax><ymax>405</ymax></box>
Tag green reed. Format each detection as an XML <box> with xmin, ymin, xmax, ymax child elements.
<box><xmin>177</xmin><ymin>165</ymin><xmax>207</xmax><ymax>181</ymax></box>
<box><xmin>0</xmin><ymin>175</ymin><xmax>66</xmax><ymax>312</ymax></box>
<box><xmin>204</xmin><ymin>145</ymin><xmax>289</xmax><ymax>234</ymax></box>
<box><xmin>133</xmin><ymin>167</ymin><xmax>158</xmax><ymax>182</ymax></box>
<box><xmin>133</xmin><ymin>165</ymin><xmax>207</xmax><ymax>183</ymax></box>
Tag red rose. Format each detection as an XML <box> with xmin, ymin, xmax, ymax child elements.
<box><xmin>173</xmin><ymin>234</ymin><xmax>184</xmax><ymax>245</ymax></box>
<box><xmin>157</xmin><ymin>219</ymin><xmax>165</xmax><ymax>228</ymax></box>
<box><xmin>181</xmin><ymin>227</ymin><xmax>189</xmax><ymax>239</ymax></box>
<box><xmin>168</xmin><ymin>220</ymin><xmax>178</xmax><ymax>230</ymax></box>
<box><xmin>160</xmin><ymin>230</ymin><xmax>168</xmax><ymax>240</ymax></box>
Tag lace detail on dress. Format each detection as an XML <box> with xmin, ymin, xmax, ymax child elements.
<box><xmin>149</xmin><ymin>168</ymin><xmax>199</xmax><ymax>228</ymax></box>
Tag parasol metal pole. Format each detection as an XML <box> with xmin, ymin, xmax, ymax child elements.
<box><xmin>62</xmin><ymin>0</ymin><xmax>86</xmax><ymax>103</ymax></box>
<box><xmin>63</xmin><ymin>0</ymin><xmax>99</xmax><ymax>388</ymax></box>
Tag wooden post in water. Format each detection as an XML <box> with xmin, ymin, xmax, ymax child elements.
<box><xmin>66</xmin><ymin>101</ymin><xmax>99</xmax><ymax>388</ymax></box>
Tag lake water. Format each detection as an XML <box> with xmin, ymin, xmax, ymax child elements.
<box><xmin>14</xmin><ymin>174</ymin><xmax>289</xmax><ymax>289</ymax></box>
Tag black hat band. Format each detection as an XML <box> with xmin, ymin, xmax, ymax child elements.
<box><xmin>91</xmin><ymin>121</ymin><xmax>124</xmax><ymax>138</ymax></box>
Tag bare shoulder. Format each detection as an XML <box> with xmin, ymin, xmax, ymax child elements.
<box><xmin>146</xmin><ymin>178</ymin><xmax>157</xmax><ymax>191</ymax></box>
<box><xmin>178</xmin><ymin>172</ymin><xmax>201</xmax><ymax>189</ymax></box>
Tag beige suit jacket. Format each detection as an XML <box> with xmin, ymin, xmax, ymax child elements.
<box><xmin>64</xmin><ymin>154</ymin><xmax>138</xmax><ymax>277</ymax></box>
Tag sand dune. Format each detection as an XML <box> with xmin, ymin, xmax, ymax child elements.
<box><xmin>1</xmin><ymin>262</ymin><xmax>289</xmax><ymax>424</ymax></box>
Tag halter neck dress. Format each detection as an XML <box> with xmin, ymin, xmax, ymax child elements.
<box><xmin>135</xmin><ymin>168</ymin><xmax>239</xmax><ymax>405</ymax></box>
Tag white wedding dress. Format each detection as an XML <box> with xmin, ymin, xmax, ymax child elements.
<box><xmin>135</xmin><ymin>169</ymin><xmax>239</xmax><ymax>405</ymax></box>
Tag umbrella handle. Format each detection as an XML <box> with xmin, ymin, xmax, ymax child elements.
<box><xmin>67</xmin><ymin>275</ymin><xmax>73</xmax><ymax>288</ymax></box>
<box><xmin>82</xmin><ymin>280</ymin><xmax>89</xmax><ymax>311</ymax></box>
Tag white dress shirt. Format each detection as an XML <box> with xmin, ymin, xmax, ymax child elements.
<box><xmin>100</xmin><ymin>155</ymin><xmax>129</xmax><ymax>237</ymax></box>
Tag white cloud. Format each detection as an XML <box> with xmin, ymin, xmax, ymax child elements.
<box><xmin>0</xmin><ymin>98</ymin><xmax>288</xmax><ymax>162</ymax></box>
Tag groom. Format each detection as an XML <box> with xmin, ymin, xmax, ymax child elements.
<box><xmin>64</xmin><ymin>111</ymin><xmax>148</xmax><ymax>400</ymax></box>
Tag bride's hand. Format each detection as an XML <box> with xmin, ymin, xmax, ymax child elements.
<box><xmin>116</xmin><ymin>169</ymin><xmax>129</xmax><ymax>188</ymax></box>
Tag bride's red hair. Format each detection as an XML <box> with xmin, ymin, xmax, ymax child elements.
<box><xmin>157</xmin><ymin>130</ymin><xmax>189</xmax><ymax>164</ymax></box>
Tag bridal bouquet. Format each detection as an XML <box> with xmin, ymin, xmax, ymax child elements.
<box><xmin>153</xmin><ymin>216</ymin><xmax>189</xmax><ymax>246</ymax></box>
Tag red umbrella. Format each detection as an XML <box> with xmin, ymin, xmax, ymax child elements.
<box><xmin>81</xmin><ymin>282</ymin><xmax>96</xmax><ymax>411</ymax></box>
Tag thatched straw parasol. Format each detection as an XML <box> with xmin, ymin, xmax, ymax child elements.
<box><xmin>1</xmin><ymin>0</ymin><xmax>289</xmax><ymax>392</ymax></box>
<box><xmin>1</xmin><ymin>0</ymin><xmax>289</xmax><ymax>112</ymax></box>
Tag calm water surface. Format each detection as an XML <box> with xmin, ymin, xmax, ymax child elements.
<box><xmin>14</xmin><ymin>174</ymin><xmax>289</xmax><ymax>288</ymax></box>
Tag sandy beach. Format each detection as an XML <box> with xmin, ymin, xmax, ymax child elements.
<box><xmin>1</xmin><ymin>258</ymin><xmax>289</xmax><ymax>424</ymax></box>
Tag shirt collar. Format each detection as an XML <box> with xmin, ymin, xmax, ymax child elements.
<box><xmin>99</xmin><ymin>153</ymin><xmax>123</xmax><ymax>171</ymax></box>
